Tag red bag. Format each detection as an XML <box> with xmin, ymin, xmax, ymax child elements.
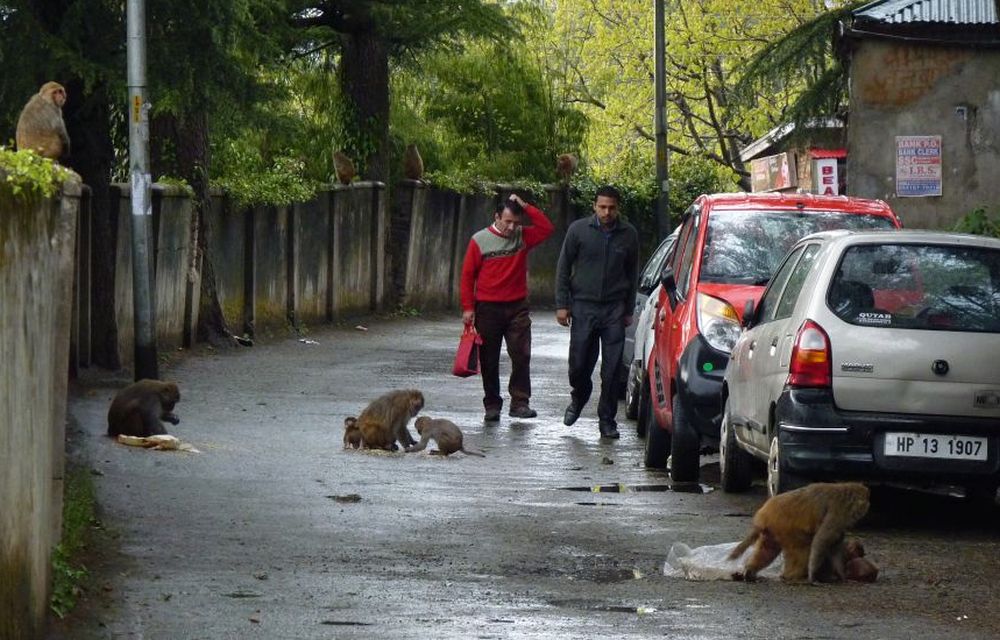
<box><xmin>452</xmin><ymin>324</ymin><xmax>483</xmax><ymax>377</ymax></box>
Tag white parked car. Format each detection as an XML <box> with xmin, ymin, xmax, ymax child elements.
<box><xmin>624</xmin><ymin>283</ymin><xmax>662</xmax><ymax>431</ymax></box>
<box><xmin>721</xmin><ymin>229</ymin><xmax>1000</xmax><ymax>498</ymax></box>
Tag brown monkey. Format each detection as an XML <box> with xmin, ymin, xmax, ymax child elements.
<box><xmin>356</xmin><ymin>389</ymin><xmax>424</xmax><ymax>451</ymax></box>
<box><xmin>16</xmin><ymin>81</ymin><xmax>71</xmax><ymax>161</ymax></box>
<box><xmin>842</xmin><ymin>537</ymin><xmax>879</xmax><ymax>583</ymax></box>
<box><xmin>107</xmin><ymin>380</ymin><xmax>181</xmax><ymax>438</ymax></box>
<box><xmin>555</xmin><ymin>153</ymin><xmax>578</xmax><ymax>184</ymax></box>
<box><xmin>405</xmin><ymin>416</ymin><xmax>485</xmax><ymax>457</ymax></box>
<box><xmin>343</xmin><ymin>416</ymin><xmax>363</xmax><ymax>449</ymax></box>
<box><xmin>332</xmin><ymin>151</ymin><xmax>356</xmax><ymax>185</ymax></box>
<box><xmin>728</xmin><ymin>482</ymin><xmax>870</xmax><ymax>583</ymax></box>
<box><xmin>403</xmin><ymin>144</ymin><xmax>424</xmax><ymax>181</ymax></box>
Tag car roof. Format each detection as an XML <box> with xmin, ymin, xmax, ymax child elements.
<box><xmin>800</xmin><ymin>228</ymin><xmax>1000</xmax><ymax>250</ymax></box>
<box><xmin>698</xmin><ymin>192</ymin><xmax>894</xmax><ymax>216</ymax></box>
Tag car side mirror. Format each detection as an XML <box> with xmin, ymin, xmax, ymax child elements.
<box><xmin>660</xmin><ymin>266</ymin><xmax>677</xmax><ymax>294</ymax></box>
<box><xmin>742</xmin><ymin>299</ymin><xmax>755</xmax><ymax>328</ymax></box>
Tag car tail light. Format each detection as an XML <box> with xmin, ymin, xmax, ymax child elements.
<box><xmin>787</xmin><ymin>319</ymin><xmax>831</xmax><ymax>388</ymax></box>
<box><xmin>697</xmin><ymin>293</ymin><xmax>741</xmax><ymax>354</ymax></box>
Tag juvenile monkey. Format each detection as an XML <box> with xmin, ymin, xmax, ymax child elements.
<box><xmin>403</xmin><ymin>143</ymin><xmax>424</xmax><ymax>181</ymax></box>
<box><xmin>16</xmin><ymin>81</ymin><xmax>71</xmax><ymax>161</ymax></box>
<box><xmin>343</xmin><ymin>416</ymin><xmax>363</xmax><ymax>449</ymax></box>
<box><xmin>332</xmin><ymin>150</ymin><xmax>356</xmax><ymax>185</ymax></box>
<box><xmin>729</xmin><ymin>482</ymin><xmax>870</xmax><ymax>583</ymax></box>
<box><xmin>405</xmin><ymin>416</ymin><xmax>485</xmax><ymax>457</ymax></box>
<box><xmin>356</xmin><ymin>389</ymin><xmax>424</xmax><ymax>451</ymax></box>
<box><xmin>107</xmin><ymin>380</ymin><xmax>181</xmax><ymax>438</ymax></box>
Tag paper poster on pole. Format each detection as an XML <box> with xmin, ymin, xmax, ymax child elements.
<box><xmin>896</xmin><ymin>135</ymin><xmax>941</xmax><ymax>197</ymax></box>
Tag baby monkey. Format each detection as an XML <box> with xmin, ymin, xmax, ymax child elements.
<box><xmin>343</xmin><ymin>417</ymin><xmax>363</xmax><ymax>449</ymax></box>
<box><xmin>405</xmin><ymin>417</ymin><xmax>485</xmax><ymax>457</ymax></box>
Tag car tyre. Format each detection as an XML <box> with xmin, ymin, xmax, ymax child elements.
<box><xmin>720</xmin><ymin>402</ymin><xmax>754</xmax><ymax>493</ymax></box>
<box><xmin>766</xmin><ymin>435</ymin><xmax>804</xmax><ymax>497</ymax></box>
<box><xmin>669</xmin><ymin>394</ymin><xmax>700</xmax><ymax>483</ymax></box>
<box><xmin>963</xmin><ymin>483</ymin><xmax>998</xmax><ymax>508</ymax></box>
<box><xmin>624</xmin><ymin>360</ymin><xmax>643</xmax><ymax>421</ymax></box>
<box><xmin>642</xmin><ymin>384</ymin><xmax>669</xmax><ymax>468</ymax></box>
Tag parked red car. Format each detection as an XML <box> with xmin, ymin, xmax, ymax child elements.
<box><xmin>641</xmin><ymin>192</ymin><xmax>901</xmax><ymax>481</ymax></box>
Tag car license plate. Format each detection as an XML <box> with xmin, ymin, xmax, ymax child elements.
<box><xmin>884</xmin><ymin>432</ymin><xmax>988</xmax><ymax>461</ymax></box>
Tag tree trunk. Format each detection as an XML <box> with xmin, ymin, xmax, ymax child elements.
<box><xmin>339</xmin><ymin>29</ymin><xmax>390</xmax><ymax>183</ymax></box>
<box><xmin>64</xmin><ymin>81</ymin><xmax>121</xmax><ymax>370</ymax></box>
<box><xmin>151</xmin><ymin>112</ymin><xmax>235</xmax><ymax>348</ymax></box>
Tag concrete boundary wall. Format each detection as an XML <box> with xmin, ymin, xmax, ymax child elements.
<box><xmin>1</xmin><ymin>179</ymin><xmax>80</xmax><ymax>639</ymax></box>
<box><xmin>75</xmin><ymin>181</ymin><xmax>573</xmax><ymax>371</ymax></box>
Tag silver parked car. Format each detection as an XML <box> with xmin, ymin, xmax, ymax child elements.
<box><xmin>721</xmin><ymin>229</ymin><xmax>1000</xmax><ymax>497</ymax></box>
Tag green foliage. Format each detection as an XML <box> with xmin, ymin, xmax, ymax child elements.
<box><xmin>212</xmin><ymin>142</ymin><xmax>321</xmax><ymax>207</ymax></box>
<box><xmin>0</xmin><ymin>147</ymin><xmax>76</xmax><ymax>200</ymax></box>
<box><xmin>50</xmin><ymin>465</ymin><xmax>98</xmax><ymax>619</ymax></box>
<box><xmin>953</xmin><ymin>207</ymin><xmax>1000</xmax><ymax>238</ymax></box>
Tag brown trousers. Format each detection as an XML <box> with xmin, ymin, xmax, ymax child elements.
<box><xmin>474</xmin><ymin>299</ymin><xmax>532</xmax><ymax>412</ymax></box>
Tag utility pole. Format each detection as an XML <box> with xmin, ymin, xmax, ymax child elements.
<box><xmin>127</xmin><ymin>0</ymin><xmax>159</xmax><ymax>379</ymax></box>
<box><xmin>654</xmin><ymin>0</ymin><xmax>671</xmax><ymax>239</ymax></box>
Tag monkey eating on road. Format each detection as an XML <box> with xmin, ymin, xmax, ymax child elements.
<box><xmin>405</xmin><ymin>417</ymin><xmax>485</xmax><ymax>457</ymax></box>
<box><xmin>355</xmin><ymin>389</ymin><xmax>424</xmax><ymax>451</ymax></box>
<box><xmin>107</xmin><ymin>380</ymin><xmax>181</xmax><ymax>438</ymax></box>
<box><xmin>16</xmin><ymin>81</ymin><xmax>71</xmax><ymax>161</ymax></box>
<box><xmin>729</xmin><ymin>482</ymin><xmax>870</xmax><ymax>583</ymax></box>
<box><xmin>343</xmin><ymin>416</ymin><xmax>363</xmax><ymax>449</ymax></box>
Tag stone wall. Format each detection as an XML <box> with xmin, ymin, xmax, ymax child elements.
<box><xmin>0</xmin><ymin>179</ymin><xmax>80</xmax><ymax>639</ymax></box>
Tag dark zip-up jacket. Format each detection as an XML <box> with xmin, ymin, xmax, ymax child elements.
<box><xmin>555</xmin><ymin>215</ymin><xmax>639</xmax><ymax>312</ymax></box>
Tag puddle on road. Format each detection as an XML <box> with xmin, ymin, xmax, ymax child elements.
<box><xmin>575</xmin><ymin>501</ymin><xmax>623</xmax><ymax>507</ymax></box>
<box><xmin>222</xmin><ymin>591</ymin><xmax>262</xmax><ymax>599</ymax></box>
<box><xmin>547</xmin><ymin>599</ymin><xmax>657</xmax><ymax>614</ymax></box>
<box><xmin>560</xmin><ymin>483</ymin><xmax>713</xmax><ymax>494</ymax></box>
<box><xmin>321</xmin><ymin>620</ymin><xmax>374</xmax><ymax>626</ymax></box>
<box><xmin>574</xmin><ymin>567</ymin><xmax>644</xmax><ymax>583</ymax></box>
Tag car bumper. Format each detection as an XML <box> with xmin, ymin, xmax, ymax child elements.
<box><xmin>675</xmin><ymin>335</ymin><xmax>729</xmax><ymax>443</ymax></box>
<box><xmin>776</xmin><ymin>388</ymin><xmax>1000</xmax><ymax>486</ymax></box>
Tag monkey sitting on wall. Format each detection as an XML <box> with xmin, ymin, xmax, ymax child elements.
<box><xmin>555</xmin><ymin>153</ymin><xmax>578</xmax><ymax>184</ymax></box>
<box><xmin>107</xmin><ymin>380</ymin><xmax>181</xmax><ymax>438</ymax></box>
<box><xmin>403</xmin><ymin>143</ymin><xmax>424</xmax><ymax>181</ymax></box>
<box><xmin>355</xmin><ymin>389</ymin><xmax>424</xmax><ymax>451</ymax></box>
<box><xmin>405</xmin><ymin>417</ymin><xmax>485</xmax><ymax>457</ymax></box>
<box><xmin>332</xmin><ymin>150</ymin><xmax>356</xmax><ymax>185</ymax></box>
<box><xmin>16</xmin><ymin>81</ymin><xmax>71</xmax><ymax>161</ymax></box>
<box><xmin>728</xmin><ymin>482</ymin><xmax>870</xmax><ymax>583</ymax></box>
<box><xmin>343</xmin><ymin>417</ymin><xmax>363</xmax><ymax>450</ymax></box>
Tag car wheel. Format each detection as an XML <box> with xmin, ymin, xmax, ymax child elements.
<box><xmin>624</xmin><ymin>360</ymin><xmax>642</xmax><ymax>421</ymax></box>
<box><xmin>720</xmin><ymin>401</ymin><xmax>754</xmax><ymax>493</ymax></box>
<box><xmin>963</xmin><ymin>484</ymin><xmax>998</xmax><ymax>507</ymax></box>
<box><xmin>766</xmin><ymin>435</ymin><xmax>804</xmax><ymax>497</ymax></box>
<box><xmin>642</xmin><ymin>384</ymin><xmax>670</xmax><ymax>468</ymax></box>
<box><xmin>669</xmin><ymin>394</ymin><xmax>700</xmax><ymax>483</ymax></box>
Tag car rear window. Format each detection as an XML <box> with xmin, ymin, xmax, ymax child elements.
<box><xmin>699</xmin><ymin>210</ymin><xmax>895</xmax><ymax>285</ymax></box>
<box><xmin>829</xmin><ymin>243</ymin><xmax>1000</xmax><ymax>333</ymax></box>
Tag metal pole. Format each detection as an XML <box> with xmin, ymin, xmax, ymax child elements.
<box><xmin>127</xmin><ymin>0</ymin><xmax>159</xmax><ymax>380</ymax></box>
<box><xmin>654</xmin><ymin>0</ymin><xmax>671</xmax><ymax>239</ymax></box>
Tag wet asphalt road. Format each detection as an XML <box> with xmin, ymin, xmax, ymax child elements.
<box><xmin>55</xmin><ymin>313</ymin><xmax>1000</xmax><ymax>639</ymax></box>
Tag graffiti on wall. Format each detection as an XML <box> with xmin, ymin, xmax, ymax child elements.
<box><xmin>859</xmin><ymin>45</ymin><xmax>970</xmax><ymax>108</ymax></box>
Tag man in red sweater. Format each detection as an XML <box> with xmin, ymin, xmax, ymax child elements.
<box><xmin>461</xmin><ymin>194</ymin><xmax>554</xmax><ymax>422</ymax></box>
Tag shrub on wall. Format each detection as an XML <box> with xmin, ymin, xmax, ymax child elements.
<box><xmin>953</xmin><ymin>206</ymin><xmax>1000</xmax><ymax>238</ymax></box>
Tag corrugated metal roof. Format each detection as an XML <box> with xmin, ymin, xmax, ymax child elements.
<box><xmin>855</xmin><ymin>0</ymin><xmax>998</xmax><ymax>24</ymax></box>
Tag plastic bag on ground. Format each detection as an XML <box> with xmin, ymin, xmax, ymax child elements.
<box><xmin>663</xmin><ymin>541</ymin><xmax>783</xmax><ymax>581</ymax></box>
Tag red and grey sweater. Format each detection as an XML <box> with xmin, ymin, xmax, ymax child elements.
<box><xmin>460</xmin><ymin>204</ymin><xmax>554</xmax><ymax>311</ymax></box>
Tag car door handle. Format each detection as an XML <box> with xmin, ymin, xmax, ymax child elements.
<box><xmin>770</xmin><ymin>337</ymin><xmax>779</xmax><ymax>348</ymax></box>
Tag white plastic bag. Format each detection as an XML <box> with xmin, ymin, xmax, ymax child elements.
<box><xmin>663</xmin><ymin>541</ymin><xmax>783</xmax><ymax>581</ymax></box>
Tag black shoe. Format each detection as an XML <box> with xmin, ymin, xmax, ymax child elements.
<box><xmin>484</xmin><ymin>409</ymin><xmax>501</xmax><ymax>422</ymax></box>
<box><xmin>599</xmin><ymin>422</ymin><xmax>620</xmax><ymax>439</ymax></box>
<box><xmin>563</xmin><ymin>403</ymin><xmax>581</xmax><ymax>426</ymax></box>
<box><xmin>509</xmin><ymin>405</ymin><xmax>537</xmax><ymax>419</ymax></box>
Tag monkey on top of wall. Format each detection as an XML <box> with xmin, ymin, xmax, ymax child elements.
<box><xmin>555</xmin><ymin>153</ymin><xmax>578</xmax><ymax>184</ymax></box>
<box><xmin>354</xmin><ymin>389</ymin><xmax>424</xmax><ymax>451</ymax></box>
<box><xmin>107</xmin><ymin>379</ymin><xmax>181</xmax><ymax>438</ymax></box>
<box><xmin>403</xmin><ymin>144</ymin><xmax>424</xmax><ymax>181</ymax></box>
<box><xmin>16</xmin><ymin>81</ymin><xmax>71</xmax><ymax>161</ymax></box>
<box><xmin>333</xmin><ymin>150</ymin><xmax>356</xmax><ymax>185</ymax></box>
<box><xmin>729</xmin><ymin>482</ymin><xmax>870</xmax><ymax>583</ymax></box>
<box><xmin>405</xmin><ymin>417</ymin><xmax>484</xmax><ymax>457</ymax></box>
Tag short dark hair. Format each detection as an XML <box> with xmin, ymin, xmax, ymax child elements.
<box><xmin>594</xmin><ymin>185</ymin><xmax>621</xmax><ymax>203</ymax></box>
<box><xmin>496</xmin><ymin>197</ymin><xmax>525</xmax><ymax>216</ymax></box>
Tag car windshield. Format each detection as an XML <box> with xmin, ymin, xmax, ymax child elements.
<box><xmin>828</xmin><ymin>243</ymin><xmax>1000</xmax><ymax>333</ymax></box>
<box><xmin>699</xmin><ymin>210</ymin><xmax>895</xmax><ymax>285</ymax></box>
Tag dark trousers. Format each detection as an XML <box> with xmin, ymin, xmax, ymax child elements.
<box><xmin>475</xmin><ymin>299</ymin><xmax>532</xmax><ymax>411</ymax></box>
<box><xmin>568</xmin><ymin>300</ymin><xmax>626</xmax><ymax>425</ymax></box>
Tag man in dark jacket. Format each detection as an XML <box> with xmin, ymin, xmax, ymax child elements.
<box><xmin>555</xmin><ymin>185</ymin><xmax>639</xmax><ymax>439</ymax></box>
